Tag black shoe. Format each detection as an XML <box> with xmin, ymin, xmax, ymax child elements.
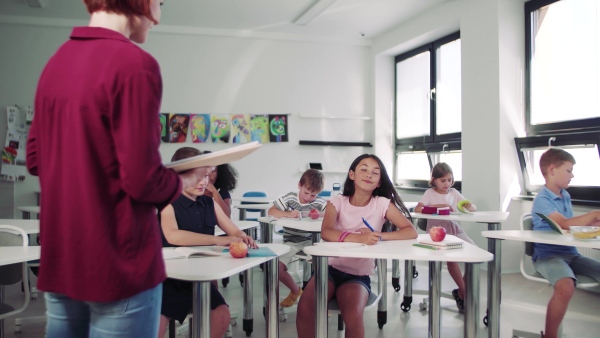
<box><xmin>452</xmin><ymin>289</ymin><xmax>465</xmax><ymax>313</ymax></box>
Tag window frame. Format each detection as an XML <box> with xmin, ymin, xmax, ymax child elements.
<box><xmin>394</xmin><ymin>32</ymin><xmax>462</xmax><ymax>191</ymax></box>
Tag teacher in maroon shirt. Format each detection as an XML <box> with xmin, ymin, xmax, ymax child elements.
<box><xmin>26</xmin><ymin>1</ymin><xmax>180</xmax><ymax>337</ymax></box>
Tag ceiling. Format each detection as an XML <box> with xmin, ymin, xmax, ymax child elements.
<box><xmin>0</xmin><ymin>0</ymin><xmax>452</xmax><ymax>41</ymax></box>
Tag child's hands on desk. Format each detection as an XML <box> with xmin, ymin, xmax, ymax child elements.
<box><xmin>356</xmin><ymin>231</ymin><xmax>382</xmax><ymax>245</ymax></box>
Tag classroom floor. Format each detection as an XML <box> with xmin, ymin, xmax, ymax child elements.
<box><xmin>2</xmin><ymin>260</ymin><xmax>600</xmax><ymax>338</ymax></box>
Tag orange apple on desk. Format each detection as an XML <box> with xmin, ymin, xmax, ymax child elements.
<box><xmin>429</xmin><ymin>226</ymin><xmax>446</xmax><ymax>242</ymax></box>
<box><xmin>229</xmin><ymin>242</ymin><xmax>248</xmax><ymax>258</ymax></box>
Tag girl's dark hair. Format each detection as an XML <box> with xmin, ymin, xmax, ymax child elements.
<box><xmin>342</xmin><ymin>154</ymin><xmax>412</xmax><ymax>230</ymax></box>
<box><xmin>201</xmin><ymin>151</ymin><xmax>238</xmax><ymax>192</ymax></box>
<box><xmin>429</xmin><ymin>162</ymin><xmax>454</xmax><ymax>188</ymax></box>
<box><xmin>83</xmin><ymin>0</ymin><xmax>159</xmax><ymax>24</ymax></box>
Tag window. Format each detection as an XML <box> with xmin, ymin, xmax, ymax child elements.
<box><xmin>518</xmin><ymin>0</ymin><xmax>600</xmax><ymax>203</ymax></box>
<box><xmin>394</xmin><ymin>32</ymin><xmax>462</xmax><ymax>189</ymax></box>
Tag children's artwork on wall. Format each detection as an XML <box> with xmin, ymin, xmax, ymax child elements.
<box><xmin>159</xmin><ymin>113</ymin><xmax>169</xmax><ymax>143</ymax></box>
<box><xmin>191</xmin><ymin>114</ymin><xmax>211</xmax><ymax>143</ymax></box>
<box><xmin>249</xmin><ymin>114</ymin><xmax>270</xmax><ymax>143</ymax></box>
<box><xmin>269</xmin><ymin>114</ymin><xmax>288</xmax><ymax>143</ymax></box>
<box><xmin>230</xmin><ymin>114</ymin><xmax>251</xmax><ymax>144</ymax></box>
<box><xmin>1</xmin><ymin>105</ymin><xmax>30</xmax><ymax>181</ymax></box>
<box><xmin>169</xmin><ymin>113</ymin><xmax>190</xmax><ymax>143</ymax></box>
<box><xmin>211</xmin><ymin>115</ymin><xmax>230</xmax><ymax>143</ymax></box>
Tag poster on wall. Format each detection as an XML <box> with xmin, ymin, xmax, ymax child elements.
<box><xmin>190</xmin><ymin>114</ymin><xmax>211</xmax><ymax>143</ymax></box>
<box><xmin>230</xmin><ymin>114</ymin><xmax>251</xmax><ymax>144</ymax></box>
<box><xmin>269</xmin><ymin>114</ymin><xmax>288</xmax><ymax>143</ymax></box>
<box><xmin>1</xmin><ymin>106</ymin><xmax>30</xmax><ymax>181</ymax></box>
<box><xmin>159</xmin><ymin>113</ymin><xmax>169</xmax><ymax>143</ymax></box>
<box><xmin>169</xmin><ymin>113</ymin><xmax>190</xmax><ymax>143</ymax></box>
<box><xmin>249</xmin><ymin>114</ymin><xmax>269</xmax><ymax>143</ymax></box>
<box><xmin>210</xmin><ymin>115</ymin><xmax>230</xmax><ymax>143</ymax></box>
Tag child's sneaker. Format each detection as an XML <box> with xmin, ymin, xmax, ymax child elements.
<box><xmin>280</xmin><ymin>288</ymin><xmax>303</xmax><ymax>308</ymax></box>
<box><xmin>452</xmin><ymin>289</ymin><xmax>465</xmax><ymax>313</ymax></box>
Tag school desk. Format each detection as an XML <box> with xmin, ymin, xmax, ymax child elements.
<box><xmin>303</xmin><ymin>234</ymin><xmax>492</xmax><ymax>338</ymax></box>
<box><xmin>232</xmin><ymin>197</ymin><xmax>274</xmax><ymax>204</ymax></box>
<box><xmin>482</xmin><ymin>229</ymin><xmax>600</xmax><ymax>338</ymax></box>
<box><xmin>16</xmin><ymin>206</ymin><xmax>40</xmax><ymax>220</ymax></box>
<box><xmin>234</xmin><ymin>203</ymin><xmax>271</xmax><ymax>221</ymax></box>
<box><xmin>0</xmin><ymin>219</ymin><xmax>39</xmax><ymax>234</ymax></box>
<box><xmin>165</xmin><ymin>243</ymin><xmax>288</xmax><ymax>338</ymax></box>
<box><xmin>410</xmin><ymin>211</ymin><xmax>509</xmax><ymax>338</ymax></box>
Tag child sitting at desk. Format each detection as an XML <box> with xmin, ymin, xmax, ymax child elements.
<box><xmin>268</xmin><ymin>168</ymin><xmax>327</xmax><ymax>308</ymax></box>
<box><xmin>531</xmin><ymin>148</ymin><xmax>600</xmax><ymax>338</ymax></box>
<box><xmin>201</xmin><ymin>150</ymin><xmax>238</xmax><ymax>218</ymax></box>
<box><xmin>414</xmin><ymin>162</ymin><xmax>476</xmax><ymax>313</ymax></box>
<box><xmin>296</xmin><ymin>154</ymin><xmax>417</xmax><ymax>338</ymax></box>
<box><xmin>158</xmin><ymin>147</ymin><xmax>257</xmax><ymax>338</ymax></box>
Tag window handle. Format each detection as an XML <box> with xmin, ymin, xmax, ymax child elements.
<box><xmin>429</xmin><ymin>88</ymin><xmax>436</xmax><ymax>100</ymax></box>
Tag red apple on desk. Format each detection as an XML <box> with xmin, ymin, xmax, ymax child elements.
<box><xmin>309</xmin><ymin>209</ymin><xmax>320</xmax><ymax>220</ymax></box>
<box><xmin>429</xmin><ymin>226</ymin><xmax>446</xmax><ymax>242</ymax></box>
<box><xmin>229</xmin><ymin>242</ymin><xmax>248</xmax><ymax>258</ymax></box>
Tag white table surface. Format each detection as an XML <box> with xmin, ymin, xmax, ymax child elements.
<box><xmin>165</xmin><ymin>243</ymin><xmax>289</xmax><ymax>281</ymax></box>
<box><xmin>258</xmin><ymin>217</ymin><xmax>323</xmax><ymax>233</ymax></box>
<box><xmin>0</xmin><ymin>246</ymin><xmax>41</xmax><ymax>266</ymax></box>
<box><xmin>234</xmin><ymin>203</ymin><xmax>272</xmax><ymax>210</ymax></box>
<box><xmin>410</xmin><ymin>211</ymin><xmax>509</xmax><ymax>223</ymax></box>
<box><xmin>17</xmin><ymin>206</ymin><xmax>41</xmax><ymax>214</ymax></box>
<box><xmin>214</xmin><ymin>220</ymin><xmax>259</xmax><ymax>236</ymax></box>
<box><xmin>0</xmin><ymin>219</ymin><xmax>39</xmax><ymax>234</ymax></box>
<box><xmin>482</xmin><ymin>230</ymin><xmax>600</xmax><ymax>249</ymax></box>
<box><xmin>232</xmin><ymin>197</ymin><xmax>274</xmax><ymax>204</ymax></box>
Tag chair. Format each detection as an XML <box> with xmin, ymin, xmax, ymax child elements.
<box><xmin>241</xmin><ymin>191</ymin><xmax>268</xmax><ymax>223</ymax></box>
<box><xmin>317</xmin><ymin>191</ymin><xmax>331</xmax><ymax>198</ymax></box>
<box><xmin>168</xmin><ymin>311</ymin><xmax>237</xmax><ymax>338</ymax></box>
<box><xmin>0</xmin><ymin>225</ymin><xmax>31</xmax><ymax>336</ymax></box>
<box><xmin>327</xmin><ymin>258</ymin><xmax>386</xmax><ymax>337</ymax></box>
<box><xmin>512</xmin><ymin>213</ymin><xmax>600</xmax><ymax>338</ymax></box>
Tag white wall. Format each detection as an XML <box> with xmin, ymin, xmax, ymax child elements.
<box><xmin>0</xmin><ymin>21</ymin><xmax>372</xmax><ymax>218</ymax></box>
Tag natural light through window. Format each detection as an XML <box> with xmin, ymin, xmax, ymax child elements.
<box><xmin>396</xmin><ymin>52</ymin><xmax>430</xmax><ymax>139</ymax></box>
<box><xmin>436</xmin><ymin>39</ymin><xmax>462</xmax><ymax>135</ymax></box>
<box><xmin>396</xmin><ymin>152</ymin><xmax>431</xmax><ymax>181</ymax></box>
<box><xmin>524</xmin><ymin>146</ymin><xmax>600</xmax><ymax>187</ymax></box>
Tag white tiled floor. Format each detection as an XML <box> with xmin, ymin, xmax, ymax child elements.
<box><xmin>2</xmin><ymin>261</ymin><xmax>600</xmax><ymax>338</ymax></box>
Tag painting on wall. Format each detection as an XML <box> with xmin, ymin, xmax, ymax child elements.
<box><xmin>211</xmin><ymin>115</ymin><xmax>230</xmax><ymax>143</ymax></box>
<box><xmin>190</xmin><ymin>114</ymin><xmax>211</xmax><ymax>143</ymax></box>
<box><xmin>169</xmin><ymin>113</ymin><xmax>190</xmax><ymax>143</ymax></box>
<box><xmin>159</xmin><ymin>113</ymin><xmax>169</xmax><ymax>143</ymax></box>
<box><xmin>269</xmin><ymin>114</ymin><xmax>288</xmax><ymax>143</ymax></box>
<box><xmin>230</xmin><ymin>114</ymin><xmax>251</xmax><ymax>144</ymax></box>
<box><xmin>1</xmin><ymin>106</ymin><xmax>30</xmax><ymax>181</ymax></box>
<box><xmin>249</xmin><ymin>114</ymin><xmax>269</xmax><ymax>143</ymax></box>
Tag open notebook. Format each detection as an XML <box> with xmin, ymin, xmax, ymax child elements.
<box><xmin>162</xmin><ymin>246</ymin><xmax>224</xmax><ymax>260</ymax></box>
<box><xmin>418</xmin><ymin>238</ymin><xmax>464</xmax><ymax>249</ymax></box>
<box><xmin>535</xmin><ymin>213</ymin><xmax>567</xmax><ymax>234</ymax></box>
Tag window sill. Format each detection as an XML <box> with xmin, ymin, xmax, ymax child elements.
<box><xmin>512</xmin><ymin>195</ymin><xmax>600</xmax><ymax>208</ymax></box>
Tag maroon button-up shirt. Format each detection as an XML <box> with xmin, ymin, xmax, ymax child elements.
<box><xmin>26</xmin><ymin>27</ymin><xmax>181</xmax><ymax>302</ymax></box>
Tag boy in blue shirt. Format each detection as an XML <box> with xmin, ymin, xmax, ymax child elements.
<box><xmin>531</xmin><ymin>148</ymin><xmax>600</xmax><ymax>338</ymax></box>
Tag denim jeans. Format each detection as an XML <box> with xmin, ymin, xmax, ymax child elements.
<box><xmin>45</xmin><ymin>284</ymin><xmax>162</xmax><ymax>338</ymax></box>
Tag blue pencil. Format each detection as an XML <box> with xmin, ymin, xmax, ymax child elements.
<box><xmin>361</xmin><ymin>217</ymin><xmax>375</xmax><ymax>232</ymax></box>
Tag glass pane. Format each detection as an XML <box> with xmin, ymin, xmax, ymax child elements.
<box><xmin>434</xmin><ymin>152</ymin><xmax>463</xmax><ymax>182</ymax></box>
<box><xmin>396</xmin><ymin>51</ymin><xmax>430</xmax><ymax>139</ymax></box>
<box><xmin>523</xmin><ymin>145</ymin><xmax>600</xmax><ymax>187</ymax></box>
<box><xmin>436</xmin><ymin>39</ymin><xmax>462</xmax><ymax>135</ymax></box>
<box><xmin>396</xmin><ymin>152</ymin><xmax>431</xmax><ymax>181</ymax></box>
<box><xmin>530</xmin><ymin>0</ymin><xmax>600</xmax><ymax>125</ymax></box>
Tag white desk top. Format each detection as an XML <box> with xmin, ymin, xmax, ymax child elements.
<box><xmin>482</xmin><ymin>230</ymin><xmax>600</xmax><ymax>249</ymax></box>
<box><xmin>410</xmin><ymin>211</ymin><xmax>509</xmax><ymax>223</ymax></box>
<box><xmin>403</xmin><ymin>201</ymin><xmax>418</xmax><ymax>210</ymax></box>
<box><xmin>304</xmin><ymin>234</ymin><xmax>493</xmax><ymax>263</ymax></box>
<box><xmin>17</xmin><ymin>206</ymin><xmax>41</xmax><ymax>214</ymax></box>
<box><xmin>0</xmin><ymin>219</ymin><xmax>40</xmax><ymax>234</ymax></box>
<box><xmin>258</xmin><ymin>217</ymin><xmax>322</xmax><ymax>233</ymax></box>
<box><xmin>165</xmin><ymin>243</ymin><xmax>289</xmax><ymax>281</ymax></box>
<box><xmin>0</xmin><ymin>246</ymin><xmax>41</xmax><ymax>266</ymax></box>
<box><xmin>214</xmin><ymin>220</ymin><xmax>259</xmax><ymax>236</ymax></box>
<box><xmin>233</xmin><ymin>203</ymin><xmax>272</xmax><ymax>210</ymax></box>
<box><xmin>232</xmin><ymin>197</ymin><xmax>273</xmax><ymax>204</ymax></box>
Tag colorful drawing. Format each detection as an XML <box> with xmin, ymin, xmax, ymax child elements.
<box><xmin>191</xmin><ymin>114</ymin><xmax>211</xmax><ymax>143</ymax></box>
<box><xmin>159</xmin><ymin>113</ymin><xmax>169</xmax><ymax>143</ymax></box>
<box><xmin>231</xmin><ymin>114</ymin><xmax>251</xmax><ymax>144</ymax></box>
<box><xmin>211</xmin><ymin>115</ymin><xmax>230</xmax><ymax>143</ymax></box>
<box><xmin>249</xmin><ymin>115</ymin><xmax>269</xmax><ymax>143</ymax></box>
<box><xmin>169</xmin><ymin>113</ymin><xmax>190</xmax><ymax>143</ymax></box>
<box><xmin>269</xmin><ymin>114</ymin><xmax>288</xmax><ymax>143</ymax></box>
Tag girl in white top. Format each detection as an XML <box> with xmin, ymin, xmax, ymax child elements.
<box><xmin>415</xmin><ymin>162</ymin><xmax>477</xmax><ymax>313</ymax></box>
<box><xmin>296</xmin><ymin>154</ymin><xmax>417</xmax><ymax>338</ymax></box>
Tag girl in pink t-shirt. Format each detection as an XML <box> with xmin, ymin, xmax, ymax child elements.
<box><xmin>296</xmin><ymin>154</ymin><xmax>417</xmax><ymax>338</ymax></box>
<box><xmin>415</xmin><ymin>162</ymin><xmax>477</xmax><ymax>313</ymax></box>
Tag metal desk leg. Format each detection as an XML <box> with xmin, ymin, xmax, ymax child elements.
<box><xmin>265</xmin><ymin>257</ymin><xmax>280</xmax><ymax>338</ymax></box>
<box><xmin>401</xmin><ymin>260</ymin><xmax>414</xmax><ymax>312</ymax></box>
<box><xmin>311</xmin><ymin>233</ymin><xmax>321</xmax><ymax>244</ymax></box>
<box><xmin>1</xmin><ymin>285</ymin><xmax>4</xmax><ymax>338</ymax></box>
<box><xmin>428</xmin><ymin>261</ymin><xmax>441</xmax><ymax>338</ymax></box>
<box><xmin>392</xmin><ymin>259</ymin><xmax>401</xmax><ymax>292</ymax></box>
<box><xmin>261</xmin><ymin>222</ymin><xmax>274</xmax><ymax>316</ymax></box>
<box><xmin>313</xmin><ymin>256</ymin><xmax>329</xmax><ymax>338</ymax></box>
<box><xmin>377</xmin><ymin>259</ymin><xmax>387</xmax><ymax>329</ymax></box>
<box><xmin>239</xmin><ymin>210</ymin><xmax>246</xmax><ymax>221</ymax></box>
<box><xmin>192</xmin><ymin>281</ymin><xmax>211</xmax><ymax>338</ymax></box>
<box><xmin>22</xmin><ymin>212</ymin><xmax>31</xmax><ymax>220</ymax></box>
<box><xmin>487</xmin><ymin>223</ymin><xmax>501</xmax><ymax>338</ymax></box>
<box><xmin>243</xmin><ymin>267</ymin><xmax>254</xmax><ymax>336</ymax></box>
<box><xmin>464</xmin><ymin>263</ymin><xmax>480</xmax><ymax>338</ymax></box>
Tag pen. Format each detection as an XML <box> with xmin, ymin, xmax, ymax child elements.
<box><xmin>361</xmin><ymin>217</ymin><xmax>381</xmax><ymax>241</ymax></box>
<box><xmin>413</xmin><ymin>243</ymin><xmax>439</xmax><ymax>250</ymax></box>
<box><xmin>290</xmin><ymin>206</ymin><xmax>302</xmax><ymax>220</ymax></box>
